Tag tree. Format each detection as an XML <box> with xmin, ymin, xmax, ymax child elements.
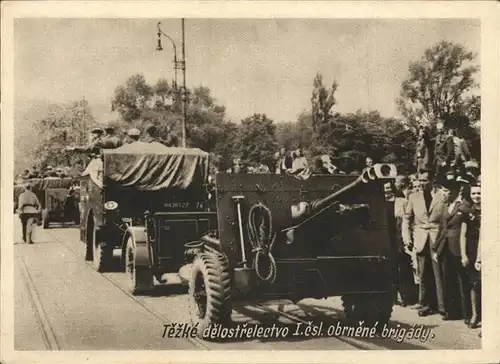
<box><xmin>32</xmin><ymin>99</ymin><xmax>96</xmax><ymax>169</ymax></box>
<box><xmin>111</xmin><ymin>74</ymin><xmax>154</xmax><ymax>122</ymax></box>
<box><xmin>237</xmin><ymin>114</ymin><xmax>278</xmax><ymax>170</ymax></box>
<box><xmin>311</xmin><ymin>73</ymin><xmax>337</xmax><ymax>134</ymax></box>
<box><xmin>397</xmin><ymin>41</ymin><xmax>479</xmax><ymax>132</ymax></box>
<box><xmin>275</xmin><ymin>111</ymin><xmax>314</xmax><ymax>152</ymax></box>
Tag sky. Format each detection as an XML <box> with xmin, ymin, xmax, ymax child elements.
<box><xmin>14</xmin><ymin>18</ymin><xmax>480</xmax><ymax>124</ymax></box>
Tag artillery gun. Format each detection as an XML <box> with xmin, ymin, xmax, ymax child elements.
<box><xmin>183</xmin><ymin>163</ymin><xmax>398</xmax><ymax>338</ymax></box>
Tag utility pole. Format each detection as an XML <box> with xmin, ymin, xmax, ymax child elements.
<box><xmin>181</xmin><ymin>18</ymin><xmax>187</xmax><ymax>148</ymax></box>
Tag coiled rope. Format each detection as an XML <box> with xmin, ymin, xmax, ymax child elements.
<box><xmin>247</xmin><ymin>202</ymin><xmax>277</xmax><ymax>283</ymax></box>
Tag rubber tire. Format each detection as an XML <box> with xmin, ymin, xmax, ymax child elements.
<box><xmin>125</xmin><ymin>236</ymin><xmax>153</xmax><ymax>296</ymax></box>
<box><xmin>188</xmin><ymin>253</ymin><xmax>232</xmax><ymax>340</ymax></box>
<box><xmin>85</xmin><ymin>217</ymin><xmax>94</xmax><ymax>261</ymax></box>
<box><xmin>342</xmin><ymin>293</ymin><xmax>393</xmax><ymax>331</ymax></box>
<box><xmin>91</xmin><ymin>224</ymin><xmax>112</xmax><ymax>272</ymax></box>
<box><xmin>26</xmin><ymin>217</ymin><xmax>34</xmax><ymax>244</ymax></box>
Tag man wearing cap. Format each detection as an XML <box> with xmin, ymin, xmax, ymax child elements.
<box><xmin>433</xmin><ymin>122</ymin><xmax>454</xmax><ymax>180</ymax></box>
<box><xmin>17</xmin><ymin>183</ymin><xmax>41</xmax><ymax>243</ymax></box>
<box><xmin>403</xmin><ymin>170</ymin><xmax>447</xmax><ymax>317</ymax></box>
<box><xmin>125</xmin><ymin>128</ymin><xmax>141</xmax><ymax>144</ymax></box>
<box><xmin>141</xmin><ymin>123</ymin><xmax>169</xmax><ymax>145</ymax></box>
<box><xmin>63</xmin><ymin>127</ymin><xmax>104</xmax><ymax>155</ymax></box>
<box><xmin>433</xmin><ymin>173</ymin><xmax>472</xmax><ymax>321</ymax></box>
<box><xmin>101</xmin><ymin>124</ymin><xmax>123</xmax><ymax>149</ymax></box>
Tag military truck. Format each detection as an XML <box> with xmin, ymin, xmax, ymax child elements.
<box><xmin>78</xmin><ymin>142</ymin><xmax>215</xmax><ymax>291</ymax></box>
<box><xmin>14</xmin><ymin>178</ymin><xmax>78</xmax><ymax>228</ymax></box>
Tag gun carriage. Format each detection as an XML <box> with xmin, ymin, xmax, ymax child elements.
<box><xmin>79</xmin><ymin>142</ymin><xmax>397</xmax><ymax>340</ymax></box>
<box><xmin>14</xmin><ymin>178</ymin><xmax>78</xmax><ymax>228</ymax></box>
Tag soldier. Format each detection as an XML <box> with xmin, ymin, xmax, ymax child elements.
<box><xmin>102</xmin><ymin>124</ymin><xmax>123</xmax><ymax>149</ymax></box>
<box><xmin>17</xmin><ymin>183</ymin><xmax>41</xmax><ymax>243</ymax></box>
<box><xmin>125</xmin><ymin>128</ymin><xmax>141</xmax><ymax>144</ymax></box>
<box><xmin>141</xmin><ymin>124</ymin><xmax>168</xmax><ymax>145</ymax></box>
<box><xmin>63</xmin><ymin>127</ymin><xmax>104</xmax><ymax>155</ymax></box>
<box><xmin>433</xmin><ymin>122</ymin><xmax>454</xmax><ymax>181</ymax></box>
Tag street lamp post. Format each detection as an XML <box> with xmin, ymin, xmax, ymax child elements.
<box><xmin>156</xmin><ymin>20</ymin><xmax>187</xmax><ymax>148</ymax></box>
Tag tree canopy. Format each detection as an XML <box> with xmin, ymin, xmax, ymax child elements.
<box><xmin>17</xmin><ymin>41</ymin><xmax>481</xmax><ymax>176</ymax></box>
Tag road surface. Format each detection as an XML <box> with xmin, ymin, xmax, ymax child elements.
<box><xmin>13</xmin><ymin>218</ymin><xmax>481</xmax><ymax>351</ymax></box>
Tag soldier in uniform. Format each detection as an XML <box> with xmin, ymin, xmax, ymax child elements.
<box><xmin>125</xmin><ymin>128</ymin><xmax>141</xmax><ymax>144</ymax></box>
<box><xmin>102</xmin><ymin>124</ymin><xmax>123</xmax><ymax>149</ymax></box>
<box><xmin>141</xmin><ymin>124</ymin><xmax>168</xmax><ymax>145</ymax></box>
<box><xmin>63</xmin><ymin>127</ymin><xmax>105</xmax><ymax>155</ymax></box>
<box><xmin>17</xmin><ymin>183</ymin><xmax>41</xmax><ymax>243</ymax></box>
<box><xmin>64</xmin><ymin>125</ymin><xmax>121</xmax><ymax>155</ymax></box>
<box><xmin>433</xmin><ymin>122</ymin><xmax>454</xmax><ymax>181</ymax></box>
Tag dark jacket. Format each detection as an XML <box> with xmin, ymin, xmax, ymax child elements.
<box><xmin>433</xmin><ymin>134</ymin><xmax>454</xmax><ymax>166</ymax></box>
<box><xmin>435</xmin><ymin>200</ymin><xmax>470</xmax><ymax>257</ymax></box>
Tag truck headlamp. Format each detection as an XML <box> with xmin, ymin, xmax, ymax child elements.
<box><xmin>104</xmin><ymin>200</ymin><xmax>119</xmax><ymax>211</ymax></box>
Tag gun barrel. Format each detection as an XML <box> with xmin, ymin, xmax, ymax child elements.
<box><xmin>292</xmin><ymin>164</ymin><xmax>397</xmax><ymax>220</ymax></box>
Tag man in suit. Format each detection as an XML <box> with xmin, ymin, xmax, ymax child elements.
<box><xmin>17</xmin><ymin>183</ymin><xmax>41</xmax><ymax>243</ymax></box>
<box><xmin>403</xmin><ymin>170</ymin><xmax>447</xmax><ymax>316</ymax></box>
<box><xmin>434</xmin><ymin>174</ymin><xmax>472</xmax><ymax>321</ymax></box>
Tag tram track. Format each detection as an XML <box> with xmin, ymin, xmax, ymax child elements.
<box><xmin>43</xmin><ymin>228</ymin><xmax>210</xmax><ymax>350</ymax></box>
<box><xmin>37</xmin><ymin>227</ymin><xmax>370</xmax><ymax>350</ymax></box>
<box><xmin>253</xmin><ymin>302</ymin><xmax>378</xmax><ymax>350</ymax></box>
<box><xmin>15</xmin><ymin>251</ymin><xmax>61</xmax><ymax>350</ymax></box>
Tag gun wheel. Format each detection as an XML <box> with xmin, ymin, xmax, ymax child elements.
<box><xmin>188</xmin><ymin>252</ymin><xmax>232</xmax><ymax>340</ymax></box>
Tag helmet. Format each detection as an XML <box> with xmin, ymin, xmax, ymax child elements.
<box><xmin>127</xmin><ymin>128</ymin><xmax>141</xmax><ymax>137</ymax></box>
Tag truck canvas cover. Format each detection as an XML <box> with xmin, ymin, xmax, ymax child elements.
<box><xmin>101</xmin><ymin>142</ymin><xmax>209</xmax><ymax>191</ymax></box>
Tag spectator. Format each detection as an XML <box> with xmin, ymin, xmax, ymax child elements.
<box><xmin>393</xmin><ymin>176</ymin><xmax>419</xmax><ymax>306</ymax></box>
<box><xmin>461</xmin><ymin>183</ymin><xmax>481</xmax><ymax>329</ymax></box>
<box><xmin>363</xmin><ymin>157</ymin><xmax>374</xmax><ymax>172</ymax></box>
<box><xmin>275</xmin><ymin>147</ymin><xmax>293</xmax><ymax>174</ymax></box>
<box><xmin>403</xmin><ymin>170</ymin><xmax>447</xmax><ymax>317</ymax></box>
<box><xmin>434</xmin><ymin>173</ymin><xmax>472</xmax><ymax>321</ymax></box>
<box><xmin>291</xmin><ymin>148</ymin><xmax>308</xmax><ymax>175</ymax></box>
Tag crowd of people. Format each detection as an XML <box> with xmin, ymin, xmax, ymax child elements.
<box><xmin>382</xmin><ymin>122</ymin><xmax>481</xmax><ymax>337</ymax></box>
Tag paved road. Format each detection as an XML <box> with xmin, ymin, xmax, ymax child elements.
<box><xmin>13</xmin><ymin>219</ymin><xmax>481</xmax><ymax>351</ymax></box>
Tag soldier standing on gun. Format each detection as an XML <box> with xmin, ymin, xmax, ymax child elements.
<box><xmin>433</xmin><ymin>122</ymin><xmax>454</xmax><ymax>181</ymax></box>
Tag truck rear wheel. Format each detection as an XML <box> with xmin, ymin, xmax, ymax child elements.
<box><xmin>125</xmin><ymin>236</ymin><xmax>153</xmax><ymax>296</ymax></box>
<box><xmin>342</xmin><ymin>293</ymin><xmax>393</xmax><ymax>330</ymax></box>
<box><xmin>188</xmin><ymin>252</ymin><xmax>231</xmax><ymax>340</ymax></box>
<box><xmin>91</xmin><ymin>225</ymin><xmax>112</xmax><ymax>272</ymax></box>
